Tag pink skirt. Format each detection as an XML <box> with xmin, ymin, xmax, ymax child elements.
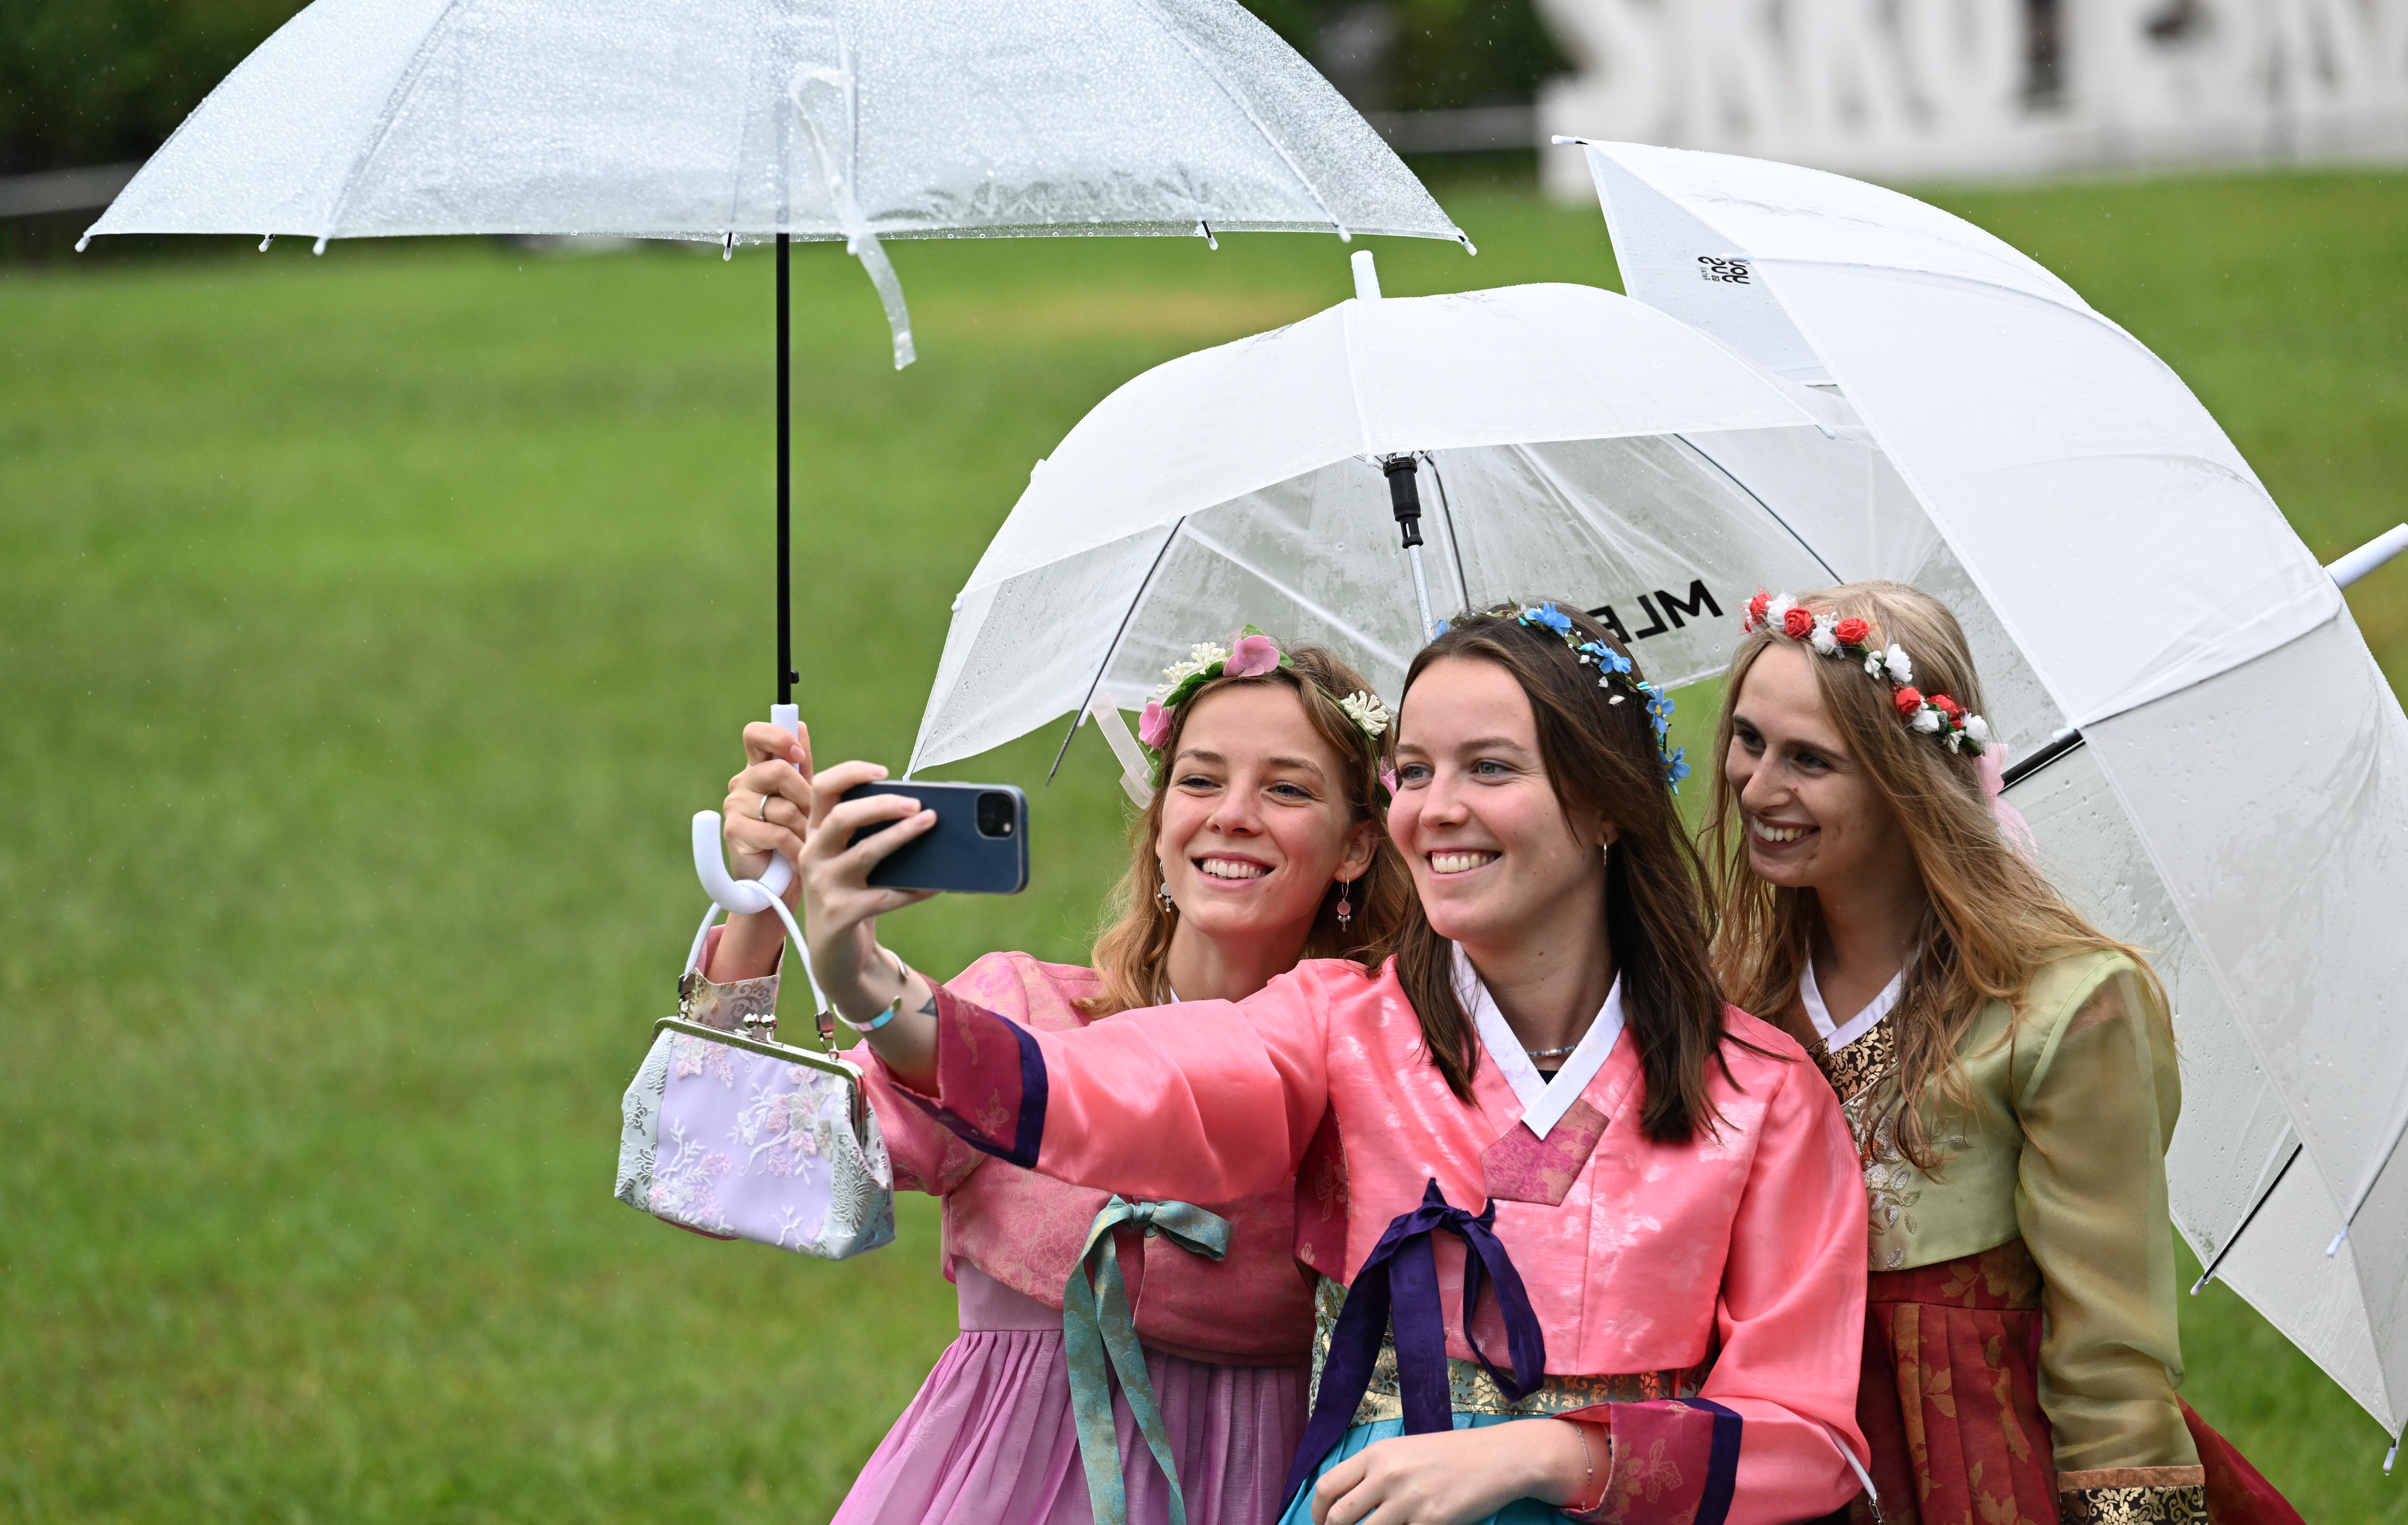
<box><xmin>833</xmin><ymin>1265</ymin><xmax>1310</xmax><ymax>1525</ymax></box>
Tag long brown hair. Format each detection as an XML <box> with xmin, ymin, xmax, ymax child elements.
<box><xmin>1382</xmin><ymin>602</ymin><xmax>1738</xmax><ymax>1143</ymax></box>
<box><xmin>1707</xmin><ymin>580</ymin><xmax>2164</xmax><ymax>1168</ymax></box>
<box><xmin>1084</xmin><ymin>641</ymin><xmax>1412</xmax><ymax>1015</ymax></box>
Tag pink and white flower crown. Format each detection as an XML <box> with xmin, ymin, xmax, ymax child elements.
<box><xmin>1743</xmin><ymin>592</ymin><xmax>1991</xmax><ymax>755</ymax></box>
<box><xmin>1134</xmin><ymin>626</ymin><xmax>1391</xmax><ymax>783</ymax></box>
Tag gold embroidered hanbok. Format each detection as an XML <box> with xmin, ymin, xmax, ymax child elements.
<box><xmin>1799</xmin><ymin>947</ymin><xmax>2295</xmax><ymax>1525</ymax></box>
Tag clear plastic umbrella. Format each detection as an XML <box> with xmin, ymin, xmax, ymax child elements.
<box><xmin>905</xmin><ymin>264</ymin><xmax>1879</xmax><ymax>783</ymax></box>
<box><xmin>78</xmin><ymin>0</ymin><xmax>1468</xmax><ymax>714</ymax></box>
<box><xmin>75</xmin><ymin>0</ymin><xmax>1469</xmax><ymax>922</ymax></box>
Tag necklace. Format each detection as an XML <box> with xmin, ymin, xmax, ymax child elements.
<box><xmin>1523</xmin><ymin>1041</ymin><xmax>1579</xmax><ymax>1059</ymax></box>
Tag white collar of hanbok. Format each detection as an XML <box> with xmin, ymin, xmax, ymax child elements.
<box><xmin>1799</xmin><ymin>959</ymin><xmax>1904</xmax><ymax>1054</ymax></box>
<box><xmin>1450</xmin><ymin>942</ymin><xmax>1625</xmax><ymax>1141</ymax></box>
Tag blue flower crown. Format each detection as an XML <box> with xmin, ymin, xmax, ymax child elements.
<box><xmin>1435</xmin><ymin>602</ymin><xmax>1690</xmax><ymax>790</ymax></box>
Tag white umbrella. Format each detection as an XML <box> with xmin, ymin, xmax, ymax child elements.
<box><xmin>1560</xmin><ymin>138</ymin><xmax>2408</xmax><ymax>1452</ymax></box>
<box><xmin>904</xmin><ymin>145</ymin><xmax>2408</xmax><ymax>1449</ymax></box>
<box><xmin>903</xmin><ymin>266</ymin><xmax>1881</xmax><ymax>781</ymax></box>
<box><xmin>79</xmin><ymin>0</ymin><xmax>1468</xmax><ymax>715</ymax></box>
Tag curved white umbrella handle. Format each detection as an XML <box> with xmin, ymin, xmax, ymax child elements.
<box><xmin>685</xmin><ymin>811</ymin><xmax>822</xmax><ymax>1014</ymax></box>
<box><xmin>693</xmin><ymin>809</ymin><xmax>790</xmax><ymax>913</ymax></box>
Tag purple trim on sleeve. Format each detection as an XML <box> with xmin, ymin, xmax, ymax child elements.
<box><xmin>902</xmin><ymin>986</ymin><xmax>1049</xmax><ymax>1170</ymax></box>
<box><xmin>998</xmin><ymin>1010</ymin><xmax>1046</xmax><ymax>1168</ymax></box>
<box><xmin>1692</xmin><ymin>1397</ymin><xmax>1742</xmax><ymax>1525</ymax></box>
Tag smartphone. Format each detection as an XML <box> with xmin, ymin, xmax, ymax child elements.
<box><xmin>839</xmin><ymin>781</ymin><xmax>1030</xmax><ymax>894</ymax></box>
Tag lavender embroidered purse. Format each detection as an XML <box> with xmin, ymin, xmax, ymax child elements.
<box><xmin>613</xmin><ymin>913</ymin><xmax>896</xmax><ymax>1259</ymax></box>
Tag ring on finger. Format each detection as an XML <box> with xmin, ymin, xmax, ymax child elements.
<box><xmin>757</xmin><ymin>793</ymin><xmax>774</xmax><ymax>821</ymax></box>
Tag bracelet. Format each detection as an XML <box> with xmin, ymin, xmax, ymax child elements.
<box><xmin>1563</xmin><ymin>1420</ymin><xmax>1608</xmax><ymax>1518</ymax></box>
<box><xmin>833</xmin><ymin>950</ymin><xmax>913</xmax><ymax>1033</ymax></box>
<box><xmin>833</xmin><ymin>1004</ymin><xmax>895</xmax><ymax>1035</ymax></box>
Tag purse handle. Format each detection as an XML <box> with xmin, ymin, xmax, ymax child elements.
<box><xmin>684</xmin><ymin>814</ymin><xmax>834</xmax><ymax>1055</ymax></box>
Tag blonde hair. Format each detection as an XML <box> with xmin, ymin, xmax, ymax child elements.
<box><xmin>1706</xmin><ymin>580</ymin><xmax>2162</xmax><ymax>1168</ymax></box>
<box><xmin>1082</xmin><ymin>642</ymin><xmax>1410</xmax><ymax>1015</ymax></box>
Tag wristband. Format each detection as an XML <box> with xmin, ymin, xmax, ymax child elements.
<box><xmin>833</xmin><ymin>1004</ymin><xmax>896</xmax><ymax>1035</ymax></box>
<box><xmin>834</xmin><ymin>950</ymin><xmax>913</xmax><ymax>1033</ymax></box>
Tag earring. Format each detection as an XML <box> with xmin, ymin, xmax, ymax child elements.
<box><xmin>1335</xmin><ymin>876</ymin><xmax>1354</xmax><ymax>931</ymax></box>
<box><xmin>1157</xmin><ymin>880</ymin><xmax>1176</xmax><ymax>915</ymax></box>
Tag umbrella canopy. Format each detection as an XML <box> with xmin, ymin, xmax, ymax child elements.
<box><xmin>904</xmin><ymin>278</ymin><xmax>1892</xmax><ymax>772</ymax></box>
<box><xmin>1566</xmin><ymin>139</ymin><xmax>2408</xmax><ymax>1443</ymax></box>
<box><xmin>81</xmin><ymin>0</ymin><xmax>1467</xmax><ymax>365</ymax></box>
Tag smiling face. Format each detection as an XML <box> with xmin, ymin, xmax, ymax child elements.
<box><xmin>1724</xmin><ymin>642</ymin><xmax>1912</xmax><ymax>892</ymax></box>
<box><xmin>1386</xmin><ymin>656</ymin><xmax>1611</xmax><ymax>953</ymax></box>
<box><xmin>1155</xmin><ymin>681</ymin><xmax>1376</xmax><ymax>947</ymax></box>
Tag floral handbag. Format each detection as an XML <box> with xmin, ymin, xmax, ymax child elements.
<box><xmin>613</xmin><ymin>908</ymin><xmax>896</xmax><ymax>1259</ymax></box>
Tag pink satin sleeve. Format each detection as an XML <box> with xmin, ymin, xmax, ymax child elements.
<box><xmin>913</xmin><ymin>964</ymin><xmax>1338</xmax><ymax>1205</ymax></box>
<box><xmin>1556</xmin><ymin>1056</ymin><xmax>1867</xmax><ymax>1524</ymax></box>
<box><xmin>851</xmin><ymin>1047</ymin><xmax>987</xmax><ymax>1196</ymax></box>
<box><xmin>1697</xmin><ymin>1050</ymin><xmax>1869</xmax><ymax>1520</ymax></box>
<box><xmin>842</xmin><ymin>954</ymin><xmax>1067</xmax><ymax>1196</ymax></box>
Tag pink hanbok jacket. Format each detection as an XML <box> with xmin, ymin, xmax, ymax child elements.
<box><xmin>855</xmin><ymin>950</ymin><xmax>1318</xmax><ymax>1364</ymax></box>
<box><xmin>887</xmin><ymin>954</ymin><xmax>1872</xmax><ymax>1525</ymax></box>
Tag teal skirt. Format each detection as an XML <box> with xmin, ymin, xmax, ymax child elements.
<box><xmin>1279</xmin><ymin>1414</ymin><xmax>1572</xmax><ymax>1524</ymax></box>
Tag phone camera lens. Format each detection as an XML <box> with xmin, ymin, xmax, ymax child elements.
<box><xmin>976</xmin><ymin>791</ymin><xmax>1016</xmax><ymax>838</ymax></box>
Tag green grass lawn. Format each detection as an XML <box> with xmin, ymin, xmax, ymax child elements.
<box><xmin>3</xmin><ymin>169</ymin><xmax>2404</xmax><ymax>1521</ymax></box>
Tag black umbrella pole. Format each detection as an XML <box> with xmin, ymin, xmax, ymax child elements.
<box><xmin>777</xmin><ymin>233</ymin><xmax>794</xmax><ymax>707</ymax></box>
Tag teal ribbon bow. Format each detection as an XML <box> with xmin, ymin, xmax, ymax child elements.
<box><xmin>1061</xmin><ymin>1196</ymin><xmax>1232</xmax><ymax>1525</ymax></box>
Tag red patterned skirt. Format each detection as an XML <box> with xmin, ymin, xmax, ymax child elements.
<box><xmin>1834</xmin><ymin>1242</ymin><xmax>2300</xmax><ymax>1525</ymax></box>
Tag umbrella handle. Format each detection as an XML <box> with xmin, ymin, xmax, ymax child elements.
<box><xmin>687</xmin><ymin>812</ymin><xmax>826</xmax><ymax>1018</ymax></box>
<box><xmin>694</xmin><ymin>810</ymin><xmax>792</xmax><ymax>914</ymax></box>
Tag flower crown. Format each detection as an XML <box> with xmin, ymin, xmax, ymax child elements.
<box><xmin>1135</xmin><ymin>626</ymin><xmax>1391</xmax><ymax>780</ymax></box>
<box><xmin>1435</xmin><ymin>602</ymin><xmax>1690</xmax><ymax>789</ymax></box>
<box><xmin>1742</xmin><ymin>592</ymin><xmax>1991</xmax><ymax>755</ymax></box>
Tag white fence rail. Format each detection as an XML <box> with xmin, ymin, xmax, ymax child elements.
<box><xmin>1535</xmin><ymin>0</ymin><xmax>2408</xmax><ymax>192</ymax></box>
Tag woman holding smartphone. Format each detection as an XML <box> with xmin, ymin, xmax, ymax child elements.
<box><xmin>1707</xmin><ymin>581</ymin><xmax>2298</xmax><ymax>1524</ymax></box>
<box><xmin>690</xmin><ymin>632</ymin><xmax>1409</xmax><ymax>1525</ymax></box>
<box><xmin>802</xmin><ymin>604</ymin><xmax>1872</xmax><ymax>1525</ymax></box>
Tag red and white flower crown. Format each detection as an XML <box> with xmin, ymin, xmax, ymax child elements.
<box><xmin>1743</xmin><ymin>592</ymin><xmax>1991</xmax><ymax>755</ymax></box>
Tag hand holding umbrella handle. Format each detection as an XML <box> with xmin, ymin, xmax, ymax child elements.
<box><xmin>694</xmin><ymin>704</ymin><xmax>804</xmax><ymax>910</ymax></box>
<box><xmin>684</xmin><ymin>706</ymin><xmax>830</xmax><ymax>1014</ymax></box>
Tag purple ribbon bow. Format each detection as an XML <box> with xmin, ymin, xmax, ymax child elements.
<box><xmin>1284</xmin><ymin>1179</ymin><xmax>1547</xmax><ymax>1501</ymax></box>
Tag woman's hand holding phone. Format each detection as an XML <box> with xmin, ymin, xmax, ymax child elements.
<box><xmin>801</xmin><ymin>759</ymin><xmax>943</xmax><ymax>1086</ymax></box>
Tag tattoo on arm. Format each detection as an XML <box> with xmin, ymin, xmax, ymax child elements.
<box><xmin>917</xmin><ymin>995</ymin><xmax>937</xmax><ymax>1018</ymax></box>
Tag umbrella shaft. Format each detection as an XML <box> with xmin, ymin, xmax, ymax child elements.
<box><xmin>777</xmin><ymin>234</ymin><xmax>793</xmax><ymax>707</ymax></box>
<box><xmin>1384</xmin><ymin>454</ymin><xmax>1436</xmax><ymax>637</ymax></box>
<box><xmin>1406</xmin><ymin>544</ymin><xmax>1435</xmax><ymax>642</ymax></box>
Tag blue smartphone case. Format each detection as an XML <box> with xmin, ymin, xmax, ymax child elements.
<box><xmin>840</xmin><ymin>781</ymin><xmax>1029</xmax><ymax>895</ymax></box>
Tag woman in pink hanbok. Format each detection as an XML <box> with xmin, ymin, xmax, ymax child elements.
<box><xmin>799</xmin><ymin>603</ymin><xmax>1873</xmax><ymax>1525</ymax></box>
<box><xmin>698</xmin><ymin>637</ymin><xmax>1409</xmax><ymax>1525</ymax></box>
